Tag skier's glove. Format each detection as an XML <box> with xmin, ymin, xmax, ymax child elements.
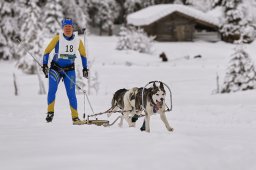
<box><xmin>42</xmin><ymin>64</ymin><xmax>48</xmax><ymax>78</ymax></box>
<box><xmin>83</xmin><ymin>68</ymin><xmax>89</xmax><ymax>79</ymax></box>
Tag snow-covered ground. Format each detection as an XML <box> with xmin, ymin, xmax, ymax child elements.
<box><xmin>1</xmin><ymin>36</ymin><xmax>256</xmax><ymax>170</ymax></box>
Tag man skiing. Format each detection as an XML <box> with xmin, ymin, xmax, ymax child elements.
<box><xmin>42</xmin><ymin>18</ymin><xmax>88</xmax><ymax>125</ymax></box>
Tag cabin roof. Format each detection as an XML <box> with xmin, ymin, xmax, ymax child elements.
<box><xmin>127</xmin><ymin>4</ymin><xmax>220</xmax><ymax>28</ymax></box>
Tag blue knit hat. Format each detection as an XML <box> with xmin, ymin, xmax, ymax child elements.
<box><xmin>62</xmin><ymin>18</ymin><xmax>73</xmax><ymax>28</ymax></box>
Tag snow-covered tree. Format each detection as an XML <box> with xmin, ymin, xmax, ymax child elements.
<box><xmin>117</xmin><ymin>26</ymin><xmax>155</xmax><ymax>54</ymax></box>
<box><xmin>15</xmin><ymin>0</ymin><xmax>46</xmax><ymax>94</ymax></box>
<box><xmin>114</xmin><ymin>0</ymin><xmax>126</xmax><ymax>24</ymax></box>
<box><xmin>116</xmin><ymin>27</ymin><xmax>131</xmax><ymax>50</ymax></box>
<box><xmin>43</xmin><ymin>0</ymin><xmax>63</xmax><ymax>35</ymax></box>
<box><xmin>115</xmin><ymin>0</ymin><xmax>176</xmax><ymax>25</ymax></box>
<box><xmin>87</xmin><ymin>59</ymin><xmax>100</xmax><ymax>95</ymax></box>
<box><xmin>220</xmin><ymin>0</ymin><xmax>256</xmax><ymax>43</ymax></box>
<box><xmin>96</xmin><ymin>0</ymin><xmax>113</xmax><ymax>35</ymax></box>
<box><xmin>123</xmin><ymin>0</ymin><xmax>158</xmax><ymax>23</ymax></box>
<box><xmin>124</xmin><ymin>0</ymin><xmax>142</xmax><ymax>15</ymax></box>
<box><xmin>104</xmin><ymin>0</ymin><xmax>120</xmax><ymax>35</ymax></box>
<box><xmin>212</xmin><ymin>0</ymin><xmax>222</xmax><ymax>7</ymax></box>
<box><xmin>62</xmin><ymin>0</ymin><xmax>88</xmax><ymax>33</ymax></box>
<box><xmin>16</xmin><ymin>0</ymin><xmax>44</xmax><ymax>74</ymax></box>
<box><xmin>75</xmin><ymin>61</ymin><xmax>86</xmax><ymax>94</ymax></box>
<box><xmin>0</xmin><ymin>0</ymin><xmax>19</xmax><ymax>60</ymax></box>
<box><xmin>124</xmin><ymin>0</ymin><xmax>160</xmax><ymax>15</ymax></box>
<box><xmin>185</xmin><ymin>0</ymin><xmax>214</xmax><ymax>11</ymax></box>
<box><xmin>88</xmin><ymin>0</ymin><xmax>117</xmax><ymax>35</ymax></box>
<box><xmin>221</xmin><ymin>45</ymin><xmax>256</xmax><ymax>93</ymax></box>
<box><xmin>141</xmin><ymin>0</ymin><xmax>155</xmax><ymax>7</ymax></box>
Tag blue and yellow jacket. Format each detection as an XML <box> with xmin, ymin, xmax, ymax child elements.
<box><xmin>43</xmin><ymin>33</ymin><xmax>87</xmax><ymax>68</ymax></box>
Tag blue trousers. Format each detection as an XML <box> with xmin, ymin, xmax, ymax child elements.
<box><xmin>47</xmin><ymin>69</ymin><xmax>78</xmax><ymax>119</ymax></box>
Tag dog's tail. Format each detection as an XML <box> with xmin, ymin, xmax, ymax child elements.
<box><xmin>108</xmin><ymin>98</ymin><xmax>118</xmax><ymax>118</ymax></box>
<box><xmin>109</xmin><ymin>88</ymin><xmax>127</xmax><ymax>116</ymax></box>
<box><xmin>111</xmin><ymin>96</ymin><xmax>117</xmax><ymax>110</ymax></box>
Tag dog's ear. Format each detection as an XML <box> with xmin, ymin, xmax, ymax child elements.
<box><xmin>160</xmin><ymin>82</ymin><xmax>164</xmax><ymax>90</ymax></box>
<box><xmin>153</xmin><ymin>82</ymin><xmax>157</xmax><ymax>89</ymax></box>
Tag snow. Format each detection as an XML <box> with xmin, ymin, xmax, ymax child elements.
<box><xmin>127</xmin><ymin>4</ymin><xmax>220</xmax><ymax>27</ymax></box>
<box><xmin>206</xmin><ymin>6</ymin><xmax>224</xmax><ymax>24</ymax></box>
<box><xmin>1</xmin><ymin>36</ymin><xmax>256</xmax><ymax>170</ymax></box>
<box><xmin>243</xmin><ymin>0</ymin><xmax>256</xmax><ymax>23</ymax></box>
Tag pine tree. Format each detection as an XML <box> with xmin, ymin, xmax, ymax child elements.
<box><xmin>104</xmin><ymin>0</ymin><xmax>119</xmax><ymax>35</ymax></box>
<box><xmin>17</xmin><ymin>0</ymin><xmax>44</xmax><ymax>74</ymax></box>
<box><xmin>124</xmin><ymin>0</ymin><xmax>142</xmax><ymax>15</ymax></box>
<box><xmin>123</xmin><ymin>0</ymin><xmax>156</xmax><ymax>24</ymax></box>
<box><xmin>115</xmin><ymin>0</ymin><xmax>176</xmax><ymax>25</ymax></box>
<box><xmin>221</xmin><ymin>45</ymin><xmax>256</xmax><ymax>93</ymax></box>
<box><xmin>116</xmin><ymin>26</ymin><xmax>155</xmax><ymax>54</ymax></box>
<box><xmin>88</xmin><ymin>0</ymin><xmax>117</xmax><ymax>36</ymax></box>
<box><xmin>15</xmin><ymin>0</ymin><xmax>46</xmax><ymax>94</ymax></box>
<box><xmin>62</xmin><ymin>0</ymin><xmax>88</xmax><ymax>33</ymax></box>
<box><xmin>0</xmin><ymin>0</ymin><xmax>19</xmax><ymax>60</ymax></box>
<box><xmin>116</xmin><ymin>27</ymin><xmax>131</xmax><ymax>50</ymax></box>
<box><xmin>220</xmin><ymin>0</ymin><xmax>255</xmax><ymax>43</ymax></box>
<box><xmin>124</xmin><ymin>0</ymin><xmax>157</xmax><ymax>14</ymax></box>
<box><xmin>96</xmin><ymin>0</ymin><xmax>112</xmax><ymax>35</ymax></box>
<box><xmin>212</xmin><ymin>0</ymin><xmax>222</xmax><ymax>7</ymax></box>
<box><xmin>141</xmin><ymin>0</ymin><xmax>155</xmax><ymax>7</ymax></box>
<box><xmin>185</xmin><ymin>0</ymin><xmax>214</xmax><ymax>11</ymax></box>
<box><xmin>43</xmin><ymin>0</ymin><xmax>63</xmax><ymax>35</ymax></box>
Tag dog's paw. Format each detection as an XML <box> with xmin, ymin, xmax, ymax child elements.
<box><xmin>168</xmin><ymin>127</ymin><xmax>174</xmax><ymax>132</ymax></box>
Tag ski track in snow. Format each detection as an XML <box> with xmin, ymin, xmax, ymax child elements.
<box><xmin>0</xmin><ymin>36</ymin><xmax>256</xmax><ymax>170</ymax></box>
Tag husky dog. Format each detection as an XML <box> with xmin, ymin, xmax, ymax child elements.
<box><xmin>139</xmin><ymin>82</ymin><xmax>173</xmax><ymax>132</ymax></box>
<box><xmin>109</xmin><ymin>82</ymin><xmax>173</xmax><ymax>132</ymax></box>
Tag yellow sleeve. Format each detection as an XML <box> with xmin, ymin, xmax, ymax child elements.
<box><xmin>43</xmin><ymin>35</ymin><xmax>59</xmax><ymax>55</ymax></box>
<box><xmin>78</xmin><ymin>40</ymin><xmax>86</xmax><ymax>58</ymax></box>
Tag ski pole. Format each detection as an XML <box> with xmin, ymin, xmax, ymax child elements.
<box><xmin>16</xmin><ymin>39</ymin><xmax>48</xmax><ymax>78</ymax></box>
<box><xmin>16</xmin><ymin>39</ymin><xmax>43</xmax><ymax>67</ymax></box>
<box><xmin>83</xmin><ymin>27</ymin><xmax>95</xmax><ymax>116</ymax></box>
<box><xmin>83</xmin><ymin>27</ymin><xmax>90</xmax><ymax>95</ymax></box>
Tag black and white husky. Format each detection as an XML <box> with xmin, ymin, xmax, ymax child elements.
<box><xmin>109</xmin><ymin>82</ymin><xmax>173</xmax><ymax>133</ymax></box>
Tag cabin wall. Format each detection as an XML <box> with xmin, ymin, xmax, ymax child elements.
<box><xmin>142</xmin><ymin>12</ymin><xmax>218</xmax><ymax>42</ymax></box>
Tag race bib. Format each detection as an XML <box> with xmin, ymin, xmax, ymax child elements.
<box><xmin>58</xmin><ymin>31</ymin><xmax>79</xmax><ymax>59</ymax></box>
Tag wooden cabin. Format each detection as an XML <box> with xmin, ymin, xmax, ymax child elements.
<box><xmin>127</xmin><ymin>4</ymin><xmax>220</xmax><ymax>42</ymax></box>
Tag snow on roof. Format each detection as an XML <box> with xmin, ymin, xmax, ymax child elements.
<box><xmin>127</xmin><ymin>4</ymin><xmax>220</xmax><ymax>27</ymax></box>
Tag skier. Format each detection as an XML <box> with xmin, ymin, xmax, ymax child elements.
<box><xmin>42</xmin><ymin>18</ymin><xmax>89</xmax><ymax>125</ymax></box>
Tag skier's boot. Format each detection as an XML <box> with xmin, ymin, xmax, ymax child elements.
<box><xmin>46</xmin><ymin>112</ymin><xmax>54</xmax><ymax>122</ymax></box>
<box><xmin>72</xmin><ymin>117</ymin><xmax>86</xmax><ymax>125</ymax></box>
